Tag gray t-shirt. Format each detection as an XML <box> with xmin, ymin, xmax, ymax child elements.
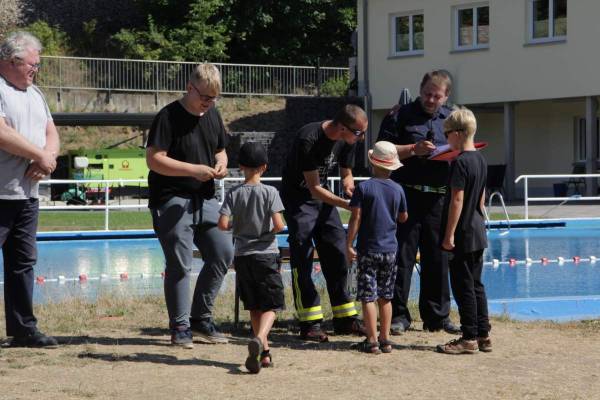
<box><xmin>220</xmin><ymin>182</ymin><xmax>284</xmax><ymax>256</ymax></box>
<box><xmin>0</xmin><ymin>75</ymin><xmax>52</xmax><ymax>199</ymax></box>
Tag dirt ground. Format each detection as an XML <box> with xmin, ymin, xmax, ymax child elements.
<box><xmin>1</xmin><ymin>314</ymin><xmax>599</xmax><ymax>400</ymax></box>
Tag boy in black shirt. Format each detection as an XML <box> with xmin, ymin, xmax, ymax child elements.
<box><xmin>437</xmin><ymin>108</ymin><xmax>492</xmax><ymax>354</ymax></box>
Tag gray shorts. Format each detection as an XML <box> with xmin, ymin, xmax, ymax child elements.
<box><xmin>356</xmin><ymin>252</ymin><xmax>397</xmax><ymax>302</ymax></box>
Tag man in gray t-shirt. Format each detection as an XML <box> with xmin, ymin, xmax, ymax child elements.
<box><xmin>0</xmin><ymin>31</ymin><xmax>60</xmax><ymax>348</ymax></box>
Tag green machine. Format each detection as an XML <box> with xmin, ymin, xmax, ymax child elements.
<box><xmin>58</xmin><ymin>148</ymin><xmax>149</xmax><ymax>203</ymax></box>
<box><xmin>68</xmin><ymin>148</ymin><xmax>149</xmax><ymax>185</ymax></box>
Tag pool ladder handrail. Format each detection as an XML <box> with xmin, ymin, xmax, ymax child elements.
<box><xmin>485</xmin><ymin>191</ymin><xmax>511</xmax><ymax>231</ymax></box>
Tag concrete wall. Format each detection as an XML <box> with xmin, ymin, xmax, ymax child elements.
<box><xmin>43</xmin><ymin>89</ymin><xmax>181</xmax><ymax>113</ymax></box>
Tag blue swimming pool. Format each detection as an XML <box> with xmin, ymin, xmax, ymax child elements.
<box><xmin>1</xmin><ymin>219</ymin><xmax>600</xmax><ymax>321</ymax></box>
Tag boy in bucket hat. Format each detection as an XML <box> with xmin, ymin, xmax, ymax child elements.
<box><xmin>218</xmin><ymin>141</ymin><xmax>285</xmax><ymax>373</ymax></box>
<box><xmin>346</xmin><ymin>141</ymin><xmax>408</xmax><ymax>354</ymax></box>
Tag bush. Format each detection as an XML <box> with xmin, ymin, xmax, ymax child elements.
<box><xmin>22</xmin><ymin>20</ymin><xmax>70</xmax><ymax>56</ymax></box>
<box><xmin>320</xmin><ymin>74</ymin><xmax>349</xmax><ymax>97</ymax></box>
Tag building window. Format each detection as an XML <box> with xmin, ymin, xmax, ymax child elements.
<box><xmin>575</xmin><ymin>118</ymin><xmax>599</xmax><ymax>162</ymax></box>
<box><xmin>529</xmin><ymin>0</ymin><xmax>567</xmax><ymax>42</ymax></box>
<box><xmin>454</xmin><ymin>4</ymin><xmax>489</xmax><ymax>50</ymax></box>
<box><xmin>391</xmin><ymin>12</ymin><xmax>424</xmax><ymax>56</ymax></box>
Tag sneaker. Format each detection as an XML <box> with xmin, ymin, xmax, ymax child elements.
<box><xmin>436</xmin><ymin>337</ymin><xmax>478</xmax><ymax>355</ymax></box>
<box><xmin>190</xmin><ymin>320</ymin><xmax>229</xmax><ymax>344</ymax></box>
<box><xmin>477</xmin><ymin>336</ymin><xmax>493</xmax><ymax>352</ymax></box>
<box><xmin>10</xmin><ymin>331</ymin><xmax>58</xmax><ymax>348</ymax></box>
<box><xmin>390</xmin><ymin>322</ymin><xmax>407</xmax><ymax>336</ymax></box>
<box><xmin>170</xmin><ymin>326</ymin><xmax>194</xmax><ymax>349</ymax></box>
<box><xmin>333</xmin><ymin>318</ymin><xmax>367</xmax><ymax>336</ymax></box>
<box><xmin>299</xmin><ymin>324</ymin><xmax>329</xmax><ymax>342</ymax></box>
<box><xmin>245</xmin><ymin>337</ymin><xmax>263</xmax><ymax>374</ymax></box>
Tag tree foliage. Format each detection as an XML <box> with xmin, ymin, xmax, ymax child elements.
<box><xmin>112</xmin><ymin>0</ymin><xmax>229</xmax><ymax>61</ymax></box>
<box><xmin>0</xmin><ymin>0</ymin><xmax>23</xmax><ymax>39</ymax></box>
<box><xmin>23</xmin><ymin>20</ymin><xmax>70</xmax><ymax>55</ymax></box>
<box><xmin>222</xmin><ymin>0</ymin><xmax>356</xmax><ymax>66</ymax></box>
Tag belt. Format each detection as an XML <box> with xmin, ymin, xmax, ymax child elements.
<box><xmin>403</xmin><ymin>184</ymin><xmax>447</xmax><ymax>194</ymax></box>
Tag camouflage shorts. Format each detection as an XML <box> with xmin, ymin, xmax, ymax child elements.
<box><xmin>356</xmin><ymin>252</ymin><xmax>397</xmax><ymax>302</ymax></box>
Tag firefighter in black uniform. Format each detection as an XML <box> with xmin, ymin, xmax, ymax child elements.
<box><xmin>378</xmin><ymin>70</ymin><xmax>461</xmax><ymax>335</ymax></box>
<box><xmin>280</xmin><ymin>104</ymin><xmax>367</xmax><ymax>342</ymax></box>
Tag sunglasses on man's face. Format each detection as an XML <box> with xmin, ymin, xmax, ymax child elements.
<box><xmin>341</xmin><ymin>122</ymin><xmax>365</xmax><ymax>137</ymax></box>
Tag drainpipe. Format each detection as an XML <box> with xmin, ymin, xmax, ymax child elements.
<box><xmin>361</xmin><ymin>0</ymin><xmax>373</xmax><ymax>167</ymax></box>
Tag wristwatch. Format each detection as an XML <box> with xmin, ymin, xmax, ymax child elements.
<box><xmin>409</xmin><ymin>144</ymin><xmax>416</xmax><ymax>157</ymax></box>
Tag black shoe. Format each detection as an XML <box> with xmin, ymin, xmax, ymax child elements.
<box><xmin>333</xmin><ymin>317</ymin><xmax>367</xmax><ymax>336</ymax></box>
<box><xmin>423</xmin><ymin>320</ymin><xmax>462</xmax><ymax>335</ymax></box>
<box><xmin>442</xmin><ymin>320</ymin><xmax>462</xmax><ymax>335</ymax></box>
<box><xmin>170</xmin><ymin>326</ymin><xmax>194</xmax><ymax>349</ymax></box>
<box><xmin>190</xmin><ymin>319</ymin><xmax>229</xmax><ymax>344</ymax></box>
<box><xmin>390</xmin><ymin>321</ymin><xmax>407</xmax><ymax>335</ymax></box>
<box><xmin>10</xmin><ymin>331</ymin><xmax>58</xmax><ymax>348</ymax></box>
<box><xmin>299</xmin><ymin>323</ymin><xmax>329</xmax><ymax>342</ymax></box>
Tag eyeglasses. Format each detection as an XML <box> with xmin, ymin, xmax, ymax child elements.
<box><xmin>190</xmin><ymin>82</ymin><xmax>221</xmax><ymax>102</ymax></box>
<box><xmin>444</xmin><ymin>129</ymin><xmax>463</xmax><ymax>138</ymax></box>
<box><xmin>341</xmin><ymin>122</ymin><xmax>366</xmax><ymax>137</ymax></box>
<box><xmin>14</xmin><ymin>59</ymin><xmax>41</xmax><ymax>71</ymax></box>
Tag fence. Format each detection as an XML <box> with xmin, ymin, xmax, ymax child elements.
<box><xmin>39</xmin><ymin>176</ymin><xmax>368</xmax><ymax>231</ymax></box>
<box><xmin>37</xmin><ymin>56</ymin><xmax>348</xmax><ymax>97</ymax></box>
<box><xmin>515</xmin><ymin>173</ymin><xmax>600</xmax><ymax>219</ymax></box>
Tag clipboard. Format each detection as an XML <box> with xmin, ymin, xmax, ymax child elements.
<box><xmin>428</xmin><ymin>142</ymin><xmax>488</xmax><ymax>161</ymax></box>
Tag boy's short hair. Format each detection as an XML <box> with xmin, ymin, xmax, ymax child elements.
<box><xmin>239</xmin><ymin>141</ymin><xmax>268</xmax><ymax>168</ymax></box>
<box><xmin>444</xmin><ymin>107</ymin><xmax>477</xmax><ymax>138</ymax></box>
<box><xmin>190</xmin><ymin>63</ymin><xmax>222</xmax><ymax>94</ymax></box>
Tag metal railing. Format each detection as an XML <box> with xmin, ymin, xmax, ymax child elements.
<box><xmin>39</xmin><ymin>176</ymin><xmax>368</xmax><ymax>231</ymax></box>
<box><xmin>515</xmin><ymin>173</ymin><xmax>600</xmax><ymax>219</ymax></box>
<box><xmin>37</xmin><ymin>56</ymin><xmax>348</xmax><ymax>97</ymax></box>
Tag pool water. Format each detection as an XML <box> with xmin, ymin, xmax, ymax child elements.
<box><xmin>1</xmin><ymin>219</ymin><xmax>600</xmax><ymax>320</ymax></box>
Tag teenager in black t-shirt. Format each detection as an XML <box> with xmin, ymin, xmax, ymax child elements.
<box><xmin>280</xmin><ymin>104</ymin><xmax>367</xmax><ymax>342</ymax></box>
<box><xmin>438</xmin><ymin>107</ymin><xmax>492</xmax><ymax>355</ymax></box>
<box><xmin>146</xmin><ymin>63</ymin><xmax>233</xmax><ymax>347</ymax></box>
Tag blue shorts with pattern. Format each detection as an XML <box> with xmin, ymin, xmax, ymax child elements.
<box><xmin>356</xmin><ymin>252</ymin><xmax>397</xmax><ymax>302</ymax></box>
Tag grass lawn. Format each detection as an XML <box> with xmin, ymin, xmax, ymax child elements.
<box><xmin>38</xmin><ymin>209</ymin><xmax>523</xmax><ymax>231</ymax></box>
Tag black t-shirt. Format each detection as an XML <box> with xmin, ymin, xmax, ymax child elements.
<box><xmin>146</xmin><ymin>101</ymin><xmax>228</xmax><ymax>208</ymax></box>
<box><xmin>377</xmin><ymin>99</ymin><xmax>451</xmax><ymax>187</ymax></box>
<box><xmin>280</xmin><ymin>121</ymin><xmax>356</xmax><ymax>201</ymax></box>
<box><xmin>441</xmin><ymin>151</ymin><xmax>488</xmax><ymax>253</ymax></box>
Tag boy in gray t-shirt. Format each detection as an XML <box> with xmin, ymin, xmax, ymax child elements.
<box><xmin>218</xmin><ymin>142</ymin><xmax>285</xmax><ymax>374</ymax></box>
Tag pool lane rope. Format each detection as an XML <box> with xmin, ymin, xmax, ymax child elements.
<box><xmin>0</xmin><ymin>256</ymin><xmax>597</xmax><ymax>285</ymax></box>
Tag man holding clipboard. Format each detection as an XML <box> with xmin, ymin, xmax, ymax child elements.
<box><xmin>377</xmin><ymin>70</ymin><xmax>460</xmax><ymax>336</ymax></box>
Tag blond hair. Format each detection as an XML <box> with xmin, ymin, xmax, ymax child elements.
<box><xmin>190</xmin><ymin>63</ymin><xmax>222</xmax><ymax>94</ymax></box>
<box><xmin>443</xmin><ymin>107</ymin><xmax>477</xmax><ymax>138</ymax></box>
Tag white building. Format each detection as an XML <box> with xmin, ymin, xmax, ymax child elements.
<box><xmin>356</xmin><ymin>0</ymin><xmax>598</xmax><ymax>199</ymax></box>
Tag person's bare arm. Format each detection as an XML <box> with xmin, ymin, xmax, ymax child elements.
<box><xmin>346</xmin><ymin>207</ymin><xmax>361</xmax><ymax>263</ymax></box>
<box><xmin>340</xmin><ymin>167</ymin><xmax>354</xmax><ymax>198</ymax></box>
<box><xmin>303</xmin><ymin>170</ymin><xmax>350</xmax><ymax>209</ymax></box>
<box><xmin>442</xmin><ymin>188</ymin><xmax>464</xmax><ymax>251</ymax></box>
<box><xmin>26</xmin><ymin>120</ymin><xmax>60</xmax><ymax>180</ymax></box>
<box><xmin>146</xmin><ymin>146</ymin><xmax>216</xmax><ymax>182</ymax></box>
<box><xmin>217</xmin><ymin>214</ymin><xmax>230</xmax><ymax>231</ymax></box>
<box><xmin>397</xmin><ymin>211</ymin><xmax>408</xmax><ymax>224</ymax></box>
<box><xmin>394</xmin><ymin>140</ymin><xmax>436</xmax><ymax>161</ymax></box>
<box><xmin>213</xmin><ymin>148</ymin><xmax>228</xmax><ymax>179</ymax></box>
<box><xmin>0</xmin><ymin>117</ymin><xmax>56</xmax><ymax>173</ymax></box>
<box><xmin>271</xmin><ymin>212</ymin><xmax>285</xmax><ymax>233</ymax></box>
